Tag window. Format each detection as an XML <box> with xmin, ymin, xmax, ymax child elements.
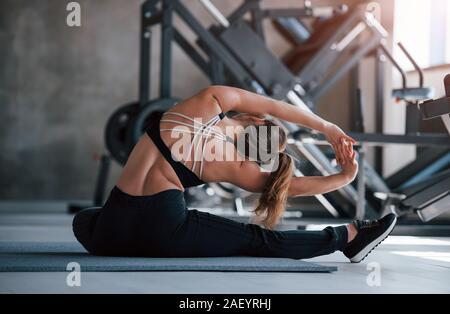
<box><xmin>394</xmin><ymin>0</ymin><xmax>450</xmax><ymax>71</ymax></box>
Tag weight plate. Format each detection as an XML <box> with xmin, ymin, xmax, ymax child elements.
<box><xmin>130</xmin><ymin>98</ymin><xmax>179</xmax><ymax>145</ymax></box>
<box><xmin>104</xmin><ymin>102</ymin><xmax>139</xmax><ymax>165</ymax></box>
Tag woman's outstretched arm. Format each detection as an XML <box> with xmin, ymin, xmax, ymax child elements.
<box><xmin>202</xmin><ymin>86</ymin><xmax>355</xmax><ymax>164</ymax></box>
<box><xmin>203</xmin><ymin>85</ymin><xmax>328</xmax><ymax>131</ymax></box>
<box><xmin>227</xmin><ymin>145</ymin><xmax>358</xmax><ymax>197</ymax></box>
<box><xmin>289</xmin><ymin>150</ymin><xmax>358</xmax><ymax>197</ymax></box>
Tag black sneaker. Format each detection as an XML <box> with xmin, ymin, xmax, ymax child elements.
<box><xmin>344</xmin><ymin>213</ymin><xmax>397</xmax><ymax>263</ymax></box>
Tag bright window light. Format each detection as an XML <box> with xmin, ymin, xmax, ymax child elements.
<box><xmin>394</xmin><ymin>0</ymin><xmax>450</xmax><ymax>71</ymax></box>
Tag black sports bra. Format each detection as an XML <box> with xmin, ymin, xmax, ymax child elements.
<box><xmin>146</xmin><ymin>111</ymin><xmax>230</xmax><ymax>188</ymax></box>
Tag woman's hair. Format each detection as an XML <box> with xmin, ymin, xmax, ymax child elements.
<box><xmin>233</xmin><ymin>113</ymin><xmax>294</xmax><ymax>229</ymax></box>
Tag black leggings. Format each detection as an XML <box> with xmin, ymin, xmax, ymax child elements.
<box><xmin>73</xmin><ymin>186</ymin><xmax>348</xmax><ymax>259</ymax></box>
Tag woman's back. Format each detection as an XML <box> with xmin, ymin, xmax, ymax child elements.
<box><xmin>116</xmin><ymin>89</ymin><xmax>242</xmax><ymax>197</ymax></box>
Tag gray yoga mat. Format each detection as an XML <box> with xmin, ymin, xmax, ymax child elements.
<box><xmin>0</xmin><ymin>242</ymin><xmax>337</xmax><ymax>272</ymax></box>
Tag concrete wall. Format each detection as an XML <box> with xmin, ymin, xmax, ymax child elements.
<box><xmin>0</xmin><ymin>0</ymin><xmax>377</xmax><ymax>200</ymax></box>
<box><xmin>1</xmin><ymin>0</ymin><xmax>143</xmax><ymax>199</ymax></box>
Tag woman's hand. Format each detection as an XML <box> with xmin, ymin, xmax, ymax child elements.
<box><xmin>340</xmin><ymin>150</ymin><xmax>358</xmax><ymax>183</ymax></box>
<box><xmin>324</xmin><ymin>123</ymin><xmax>356</xmax><ymax>165</ymax></box>
<box><xmin>288</xmin><ymin>149</ymin><xmax>359</xmax><ymax>197</ymax></box>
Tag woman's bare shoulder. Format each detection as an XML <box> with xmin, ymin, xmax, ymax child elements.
<box><xmin>168</xmin><ymin>87</ymin><xmax>223</xmax><ymax>119</ymax></box>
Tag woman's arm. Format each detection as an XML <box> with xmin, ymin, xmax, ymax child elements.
<box><xmin>204</xmin><ymin>85</ymin><xmax>330</xmax><ymax>132</ymax></box>
<box><xmin>227</xmin><ymin>147</ymin><xmax>358</xmax><ymax>196</ymax></box>
<box><xmin>289</xmin><ymin>150</ymin><xmax>358</xmax><ymax>197</ymax></box>
<box><xmin>289</xmin><ymin>174</ymin><xmax>350</xmax><ymax>197</ymax></box>
<box><xmin>203</xmin><ymin>86</ymin><xmax>355</xmax><ymax>164</ymax></box>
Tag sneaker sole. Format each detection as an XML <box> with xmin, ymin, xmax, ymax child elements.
<box><xmin>349</xmin><ymin>216</ymin><xmax>397</xmax><ymax>263</ymax></box>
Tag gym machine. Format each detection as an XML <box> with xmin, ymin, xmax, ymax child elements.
<box><xmin>270</xmin><ymin>2</ymin><xmax>450</xmax><ymax>192</ymax></box>
<box><xmin>193</xmin><ymin>0</ymin><xmax>450</xmax><ymax>221</ymax></box>
<box><xmin>294</xmin><ymin>74</ymin><xmax>450</xmax><ymax>222</ymax></box>
<box><xmin>377</xmin><ymin>75</ymin><xmax>450</xmax><ymax>222</ymax></box>
<box><xmin>263</xmin><ymin>2</ymin><xmax>450</xmax><ymax>220</ymax></box>
<box><xmin>205</xmin><ymin>3</ymin><xmax>447</xmax><ymax>175</ymax></box>
<box><xmin>294</xmin><ymin>85</ymin><xmax>450</xmax><ymax>221</ymax></box>
<box><xmin>241</xmin><ymin>1</ymin><xmax>449</xmax><ymax>181</ymax></box>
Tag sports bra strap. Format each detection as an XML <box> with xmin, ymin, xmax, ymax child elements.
<box><xmin>159</xmin><ymin>111</ymin><xmax>229</xmax><ymax>180</ymax></box>
<box><xmin>146</xmin><ymin>112</ymin><xmax>205</xmax><ymax>188</ymax></box>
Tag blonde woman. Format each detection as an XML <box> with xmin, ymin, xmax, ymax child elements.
<box><xmin>73</xmin><ymin>86</ymin><xmax>396</xmax><ymax>263</ymax></box>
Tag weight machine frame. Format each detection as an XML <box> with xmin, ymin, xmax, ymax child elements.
<box><xmin>136</xmin><ymin>0</ymin><xmax>372</xmax><ymax>218</ymax></box>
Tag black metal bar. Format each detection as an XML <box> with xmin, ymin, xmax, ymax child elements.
<box><xmin>416</xmin><ymin>194</ymin><xmax>450</xmax><ymax>222</ymax></box>
<box><xmin>250</xmin><ymin>1</ymin><xmax>265</xmax><ymax>42</ymax></box>
<box><xmin>309</xmin><ymin>35</ymin><xmax>380</xmax><ymax>101</ymax></box>
<box><xmin>349</xmin><ymin>67</ymin><xmax>360</xmax><ymax>132</ymax></box>
<box><xmin>445</xmin><ymin>74</ymin><xmax>450</xmax><ymax>96</ymax></box>
<box><xmin>374</xmin><ymin>47</ymin><xmax>385</xmax><ymax>173</ymax></box>
<box><xmin>379</xmin><ymin>44</ymin><xmax>407</xmax><ymax>89</ymax></box>
<box><xmin>160</xmin><ymin>0</ymin><xmax>173</xmax><ymax>98</ymax></box>
<box><xmin>398</xmin><ymin>42</ymin><xmax>424</xmax><ymax>87</ymax></box>
<box><xmin>405</xmin><ymin>103</ymin><xmax>421</xmax><ymax>133</ymax></box>
<box><xmin>400</xmin><ymin>169</ymin><xmax>450</xmax><ymax>196</ymax></box>
<box><xmin>386</xmin><ymin>147</ymin><xmax>450</xmax><ymax>189</ymax></box>
<box><xmin>93</xmin><ymin>155</ymin><xmax>111</xmax><ymax>207</ymax></box>
<box><xmin>421</xmin><ymin>97</ymin><xmax>450</xmax><ymax>119</ymax></box>
<box><xmin>261</xmin><ymin>8</ymin><xmax>313</xmax><ymax>18</ymax></box>
<box><xmin>216</xmin><ymin>60</ymin><xmax>225</xmax><ymax>84</ymax></box>
<box><xmin>228</xmin><ymin>1</ymin><xmax>313</xmax><ymax>23</ymax></box>
<box><xmin>421</xmin><ymin>74</ymin><xmax>450</xmax><ymax>119</ymax></box>
<box><xmin>355</xmin><ymin>88</ymin><xmax>366</xmax><ymax>133</ymax></box>
<box><xmin>173</xmin><ymin>28</ymin><xmax>210</xmax><ymax>77</ymax></box>
<box><xmin>142</xmin><ymin>12</ymin><xmax>163</xmax><ymax>27</ymax></box>
<box><xmin>227</xmin><ymin>0</ymin><xmax>259</xmax><ymax>24</ymax></box>
<box><xmin>403</xmin><ymin>176</ymin><xmax>450</xmax><ymax>208</ymax></box>
<box><xmin>210</xmin><ymin>55</ymin><xmax>224</xmax><ymax>84</ymax></box>
<box><xmin>296</xmin><ymin>7</ymin><xmax>364</xmax><ymax>89</ymax></box>
<box><xmin>139</xmin><ymin>29</ymin><xmax>151</xmax><ymax>106</ymax></box>
<box><xmin>139</xmin><ymin>1</ymin><xmax>157</xmax><ymax>106</ymax></box>
<box><xmin>293</xmin><ymin>132</ymin><xmax>450</xmax><ymax>146</ymax></box>
<box><xmin>220</xmin><ymin>21</ymin><xmax>297</xmax><ymax>99</ymax></box>
<box><xmin>173</xmin><ymin>0</ymin><xmax>254</xmax><ymax>90</ymax></box>
<box><xmin>356</xmin><ymin>144</ymin><xmax>367</xmax><ymax>219</ymax></box>
<box><xmin>348</xmin><ymin>132</ymin><xmax>450</xmax><ymax>146</ymax></box>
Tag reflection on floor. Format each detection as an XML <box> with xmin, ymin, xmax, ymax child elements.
<box><xmin>0</xmin><ymin>211</ymin><xmax>449</xmax><ymax>293</ymax></box>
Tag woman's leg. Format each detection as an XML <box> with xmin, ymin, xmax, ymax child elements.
<box><xmin>72</xmin><ymin>207</ymin><xmax>102</xmax><ymax>254</ymax></box>
<box><xmin>171</xmin><ymin>209</ymin><xmax>348</xmax><ymax>260</ymax></box>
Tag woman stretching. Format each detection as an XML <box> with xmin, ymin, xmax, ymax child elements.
<box><xmin>73</xmin><ymin>86</ymin><xmax>396</xmax><ymax>263</ymax></box>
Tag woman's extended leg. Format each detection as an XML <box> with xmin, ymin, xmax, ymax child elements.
<box><xmin>170</xmin><ymin>209</ymin><xmax>348</xmax><ymax>260</ymax></box>
<box><xmin>72</xmin><ymin>187</ymin><xmax>397</xmax><ymax>261</ymax></box>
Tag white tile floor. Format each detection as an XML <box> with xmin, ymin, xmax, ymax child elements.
<box><xmin>0</xmin><ymin>212</ymin><xmax>449</xmax><ymax>293</ymax></box>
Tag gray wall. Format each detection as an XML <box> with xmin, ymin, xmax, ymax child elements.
<box><xmin>0</xmin><ymin>0</ymin><xmax>361</xmax><ymax>200</ymax></box>
<box><xmin>1</xmin><ymin>0</ymin><xmax>140</xmax><ymax>199</ymax></box>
